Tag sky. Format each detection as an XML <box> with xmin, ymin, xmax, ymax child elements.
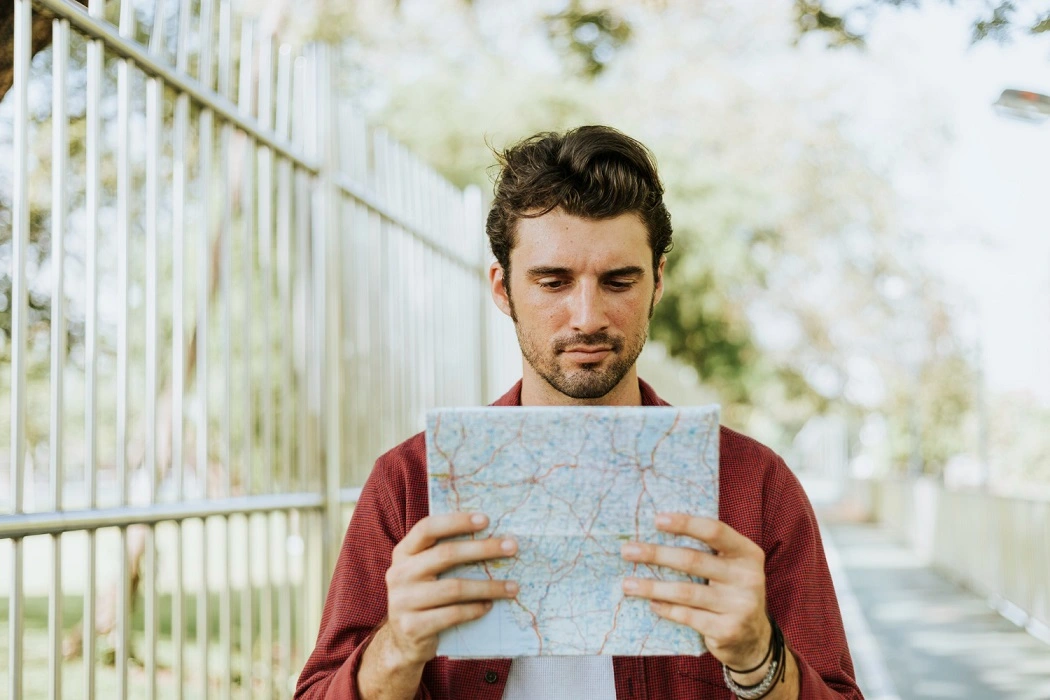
<box><xmin>859</xmin><ymin>4</ymin><xmax>1050</xmax><ymax>404</ymax></box>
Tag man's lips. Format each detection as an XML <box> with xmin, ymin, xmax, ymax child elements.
<box><xmin>561</xmin><ymin>346</ymin><xmax>613</xmax><ymax>362</ymax></box>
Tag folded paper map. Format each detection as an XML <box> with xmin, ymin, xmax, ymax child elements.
<box><xmin>425</xmin><ymin>405</ymin><xmax>720</xmax><ymax>658</ymax></box>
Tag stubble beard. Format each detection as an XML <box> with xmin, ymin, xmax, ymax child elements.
<box><xmin>508</xmin><ymin>293</ymin><xmax>654</xmax><ymax>401</ymax></box>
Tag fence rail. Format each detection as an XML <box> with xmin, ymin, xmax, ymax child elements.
<box><xmin>1</xmin><ymin>0</ymin><xmax>519</xmax><ymax>697</ymax></box>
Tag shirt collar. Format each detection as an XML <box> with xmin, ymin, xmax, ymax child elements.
<box><xmin>491</xmin><ymin>378</ymin><xmax>669</xmax><ymax>407</ymax></box>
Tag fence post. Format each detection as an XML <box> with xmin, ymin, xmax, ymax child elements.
<box><xmin>9</xmin><ymin>3</ymin><xmax>31</xmax><ymax>698</ymax></box>
<box><xmin>313</xmin><ymin>42</ymin><xmax>344</xmax><ymax>594</ymax></box>
<box><xmin>464</xmin><ymin>185</ymin><xmax>488</xmax><ymax>404</ymax></box>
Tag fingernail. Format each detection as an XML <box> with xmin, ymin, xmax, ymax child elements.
<box><xmin>655</xmin><ymin>514</ymin><xmax>671</xmax><ymax>527</ymax></box>
<box><xmin>621</xmin><ymin>543</ymin><xmax>641</xmax><ymax>558</ymax></box>
<box><xmin>505</xmin><ymin>581</ymin><xmax>518</xmax><ymax>594</ymax></box>
<box><xmin>471</xmin><ymin>514</ymin><xmax>488</xmax><ymax>527</ymax></box>
<box><xmin>500</xmin><ymin>539</ymin><xmax>517</xmax><ymax>554</ymax></box>
<box><xmin>622</xmin><ymin>578</ymin><xmax>638</xmax><ymax>592</ymax></box>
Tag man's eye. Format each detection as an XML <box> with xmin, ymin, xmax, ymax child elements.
<box><xmin>606</xmin><ymin>280</ymin><xmax>634</xmax><ymax>290</ymax></box>
<box><xmin>539</xmin><ymin>280</ymin><xmax>566</xmax><ymax>290</ymax></box>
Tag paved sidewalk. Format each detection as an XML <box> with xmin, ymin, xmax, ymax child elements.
<box><xmin>823</xmin><ymin>522</ymin><xmax>1050</xmax><ymax>700</ymax></box>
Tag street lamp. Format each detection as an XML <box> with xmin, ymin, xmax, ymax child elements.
<box><xmin>992</xmin><ymin>90</ymin><xmax>1050</xmax><ymax>387</ymax></box>
<box><xmin>993</xmin><ymin>88</ymin><xmax>1050</xmax><ymax>123</ymax></box>
<box><xmin>989</xmin><ymin>86</ymin><xmax>1050</xmax><ymax>489</ymax></box>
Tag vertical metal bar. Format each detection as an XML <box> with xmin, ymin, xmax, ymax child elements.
<box><xmin>412</xmin><ymin>164</ymin><xmax>425</xmax><ymax>425</ymax></box>
<box><xmin>454</xmin><ymin>187</ymin><xmax>469</xmax><ymax>403</ymax></box>
<box><xmin>293</xmin><ymin>53</ymin><xmax>309</xmax><ymax>488</ymax></box>
<box><xmin>389</xmin><ymin>145</ymin><xmax>406</xmax><ymax>440</ymax></box>
<box><xmin>366</xmin><ymin>185</ymin><xmax>384</xmax><ymax>466</ymax></box>
<box><xmin>48</xmin><ymin>16</ymin><xmax>69</xmax><ymax>700</ymax></box>
<box><xmin>172</xmin><ymin>0</ymin><xmax>193</xmax><ymax>695</ymax></box>
<box><xmin>402</xmin><ymin>151</ymin><xmax>417</xmax><ymax>433</ymax></box>
<box><xmin>9</xmin><ymin>2</ymin><xmax>30</xmax><ymax>699</ymax></box>
<box><xmin>315</xmin><ymin>42</ymin><xmax>343</xmax><ymax>614</ymax></box>
<box><xmin>464</xmin><ymin>185</ymin><xmax>488</xmax><ymax>404</ymax></box>
<box><xmin>236</xmin><ymin>34</ymin><xmax>254</xmax><ymax>509</ymax></box>
<box><xmin>254</xmin><ymin>30</ymin><xmax>270</xmax><ymax>501</ymax></box>
<box><xmin>116</xmin><ymin>0</ymin><xmax>134</xmax><ymax>693</ymax></box>
<box><xmin>245</xmin><ymin>21</ymin><xmax>264</xmax><ymax>700</ymax></box>
<box><xmin>433</xmin><ymin>190</ymin><xmax>444</xmax><ymax>408</ymax></box>
<box><xmin>417</xmin><ymin>163</ymin><xmax>430</xmax><ymax>423</ymax></box>
<box><xmin>197</xmin><ymin>0</ymin><xmax>217</xmax><ymax>693</ymax></box>
<box><xmin>218</xmin><ymin>3</ymin><xmax>234</xmax><ymax>698</ymax></box>
<box><xmin>84</xmin><ymin>0</ymin><xmax>104</xmax><ymax>696</ymax></box>
<box><xmin>290</xmin><ymin>49</ymin><xmax>314</xmax><ymax>687</ymax></box>
<box><xmin>440</xmin><ymin>251</ymin><xmax>451</xmax><ymax>407</ymax></box>
<box><xmin>257</xmin><ymin>30</ymin><xmax>282</xmax><ymax>697</ymax></box>
<box><xmin>428</xmin><ymin>171</ymin><xmax>441</xmax><ymax>410</ymax></box>
<box><xmin>292</xmin><ymin>54</ymin><xmax>312</xmax><ymax>656</ymax></box>
<box><xmin>416</xmin><ymin>168</ymin><xmax>430</xmax><ymax>420</ymax></box>
<box><xmin>340</xmin><ymin>110</ymin><xmax>360</xmax><ymax>485</ymax></box>
<box><xmin>338</xmin><ymin>191</ymin><xmax>352</xmax><ymax>487</ymax></box>
<box><xmin>278</xmin><ymin>512</ymin><xmax>291</xmax><ymax>697</ymax></box>
<box><xmin>239</xmin><ymin>18</ymin><xmax>257</xmax><ymax>497</ymax></box>
<box><xmin>372</xmin><ymin>131</ymin><xmax>391</xmax><ymax>452</ymax></box>
<box><xmin>145</xmin><ymin>6</ymin><xmax>166</xmax><ymax>697</ymax></box>
<box><xmin>275</xmin><ymin>45</ymin><xmax>295</xmax><ymax>687</ymax></box>
<box><xmin>275</xmin><ymin>45</ymin><xmax>292</xmax><ymax>497</ymax></box>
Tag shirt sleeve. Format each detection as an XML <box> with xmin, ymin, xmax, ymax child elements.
<box><xmin>763</xmin><ymin>457</ymin><xmax>864</xmax><ymax>700</ymax></box>
<box><xmin>294</xmin><ymin>454</ymin><xmax>430</xmax><ymax>700</ymax></box>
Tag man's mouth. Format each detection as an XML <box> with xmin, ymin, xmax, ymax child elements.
<box><xmin>561</xmin><ymin>346</ymin><xmax>613</xmax><ymax>362</ymax></box>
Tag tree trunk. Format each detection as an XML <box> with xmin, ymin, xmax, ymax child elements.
<box><xmin>0</xmin><ymin>1</ymin><xmax>88</xmax><ymax>102</ymax></box>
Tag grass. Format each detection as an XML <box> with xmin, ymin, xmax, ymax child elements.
<box><xmin>1</xmin><ymin>589</ymin><xmax>309</xmax><ymax>699</ymax></box>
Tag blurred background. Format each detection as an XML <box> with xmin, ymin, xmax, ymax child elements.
<box><xmin>1</xmin><ymin>0</ymin><xmax>1049</xmax><ymax>698</ymax></box>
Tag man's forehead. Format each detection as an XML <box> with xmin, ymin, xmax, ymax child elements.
<box><xmin>511</xmin><ymin>209</ymin><xmax>650</xmax><ymax>269</ymax></box>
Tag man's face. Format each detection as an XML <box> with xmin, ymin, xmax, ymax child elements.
<box><xmin>490</xmin><ymin>208</ymin><xmax>665</xmax><ymax>401</ymax></box>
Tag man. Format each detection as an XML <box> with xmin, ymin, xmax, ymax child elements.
<box><xmin>295</xmin><ymin>126</ymin><xmax>863</xmax><ymax>699</ymax></box>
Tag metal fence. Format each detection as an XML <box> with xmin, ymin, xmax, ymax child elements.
<box><xmin>866</xmin><ymin>478</ymin><xmax>1050</xmax><ymax>642</ymax></box>
<box><xmin>1</xmin><ymin>0</ymin><xmax>519</xmax><ymax>697</ymax></box>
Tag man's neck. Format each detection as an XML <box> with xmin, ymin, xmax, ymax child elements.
<box><xmin>519</xmin><ymin>366</ymin><xmax>644</xmax><ymax>407</ymax></box>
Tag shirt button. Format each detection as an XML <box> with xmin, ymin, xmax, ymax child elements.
<box><xmin>484</xmin><ymin>670</ymin><xmax>499</xmax><ymax>684</ymax></box>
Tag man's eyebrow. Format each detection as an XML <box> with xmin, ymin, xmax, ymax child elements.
<box><xmin>601</xmin><ymin>266</ymin><xmax>646</xmax><ymax>278</ymax></box>
<box><xmin>525</xmin><ymin>265</ymin><xmax>647</xmax><ymax>278</ymax></box>
<box><xmin>526</xmin><ymin>266</ymin><xmax>573</xmax><ymax>278</ymax></box>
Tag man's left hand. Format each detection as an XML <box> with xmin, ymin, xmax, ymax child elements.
<box><xmin>620</xmin><ymin>513</ymin><xmax>771</xmax><ymax>672</ymax></box>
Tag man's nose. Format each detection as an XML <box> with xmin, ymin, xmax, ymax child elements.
<box><xmin>569</xmin><ymin>282</ymin><xmax>610</xmax><ymax>335</ymax></box>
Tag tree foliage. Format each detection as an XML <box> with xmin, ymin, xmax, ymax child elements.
<box><xmin>1</xmin><ymin>0</ymin><xmax>999</xmax><ymax>477</ymax></box>
<box><xmin>794</xmin><ymin>0</ymin><xmax>1050</xmax><ymax>47</ymax></box>
<box><xmin>343</xmin><ymin>1</ymin><xmax>977</xmax><ymax>458</ymax></box>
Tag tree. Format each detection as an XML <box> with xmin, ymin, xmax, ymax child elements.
<box><xmin>794</xmin><ymin>0</ymin><xmax>1050</xmax><ymax>46</ymax></box>
<box><xmin>342</xmin><ymin>0</ymin><xmax>974</xmax><ymax>453</ymax></box>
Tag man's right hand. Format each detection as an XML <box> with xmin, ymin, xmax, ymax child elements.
<box><xmin>357</xmin><ymin>513</ymin><xmax>518</xmax><ymax>699</ymax></box>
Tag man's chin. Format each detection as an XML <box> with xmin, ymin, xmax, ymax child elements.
<box><xmin>547</xmin><ymin>368</ymin><xmax>622</xmax><ymax>400</ymax></box>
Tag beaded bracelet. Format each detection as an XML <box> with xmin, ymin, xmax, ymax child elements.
<box><xmin>722</xmin><ymin>617</ymin><xmax>786</xmax><ymax>699</ymax></box>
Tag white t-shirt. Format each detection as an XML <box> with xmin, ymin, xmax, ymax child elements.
<box><xmin>501</xmin><ymin>656</ymin><xmax>617</xmax><ymax>699</ymax></box>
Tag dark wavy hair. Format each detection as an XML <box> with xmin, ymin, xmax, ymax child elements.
<box><xmin>486</xmin><ymin>125</ymin><xmax>673</xmax><ymax>291</ymax></box>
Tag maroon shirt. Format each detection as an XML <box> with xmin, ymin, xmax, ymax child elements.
<box><xmin>295</xmin><ymin>380</ymin><xmax>862</xmax><ymax>699</ymax></box>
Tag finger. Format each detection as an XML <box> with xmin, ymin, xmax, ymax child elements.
<box><xmin>621</xmin><ymin>541</ymin><xmax>729</xmax><ymax>581</ymax></box>
<box><xmin>404</xmin><ymin>537</ymin><xmax>518</xmax><ymax>580</ymax></box>
<box><xmin>406</xmin><ymin>601</ymin><xmax>496</xmax><ymax>639</ymax></box>
<box><xmin>396</xmin><ymin>513</ymin><xmax>489</xmax><ymax>558</ymax></box>
<box><xmin>392</xmin><ymin>578</ymin><xmax>519</xmax><ymax>611</ymax></box>
<box><xmin>649</xmin><ymin>600</ymin><xmax>719</xmax><ymax>636</ymax></box>
<box><xmin>621</xmin><ymin>577</ymin><xmax>724</xmax><ymax>612</ymax></box>
<box><xmin>655</xmin><ymin>514</ymin><xmax>763</xmax><ymax>559</ymax></box>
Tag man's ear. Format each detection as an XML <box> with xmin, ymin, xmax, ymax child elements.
<box><xmin>490</xmin><ymin>262</ymin><xmax>513</xmax><ymax>318</ymax></box>
<box><xmin>653</xmin><ymin>255</ymin><xmax>667</xmax><ymax>306</ymax></box>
